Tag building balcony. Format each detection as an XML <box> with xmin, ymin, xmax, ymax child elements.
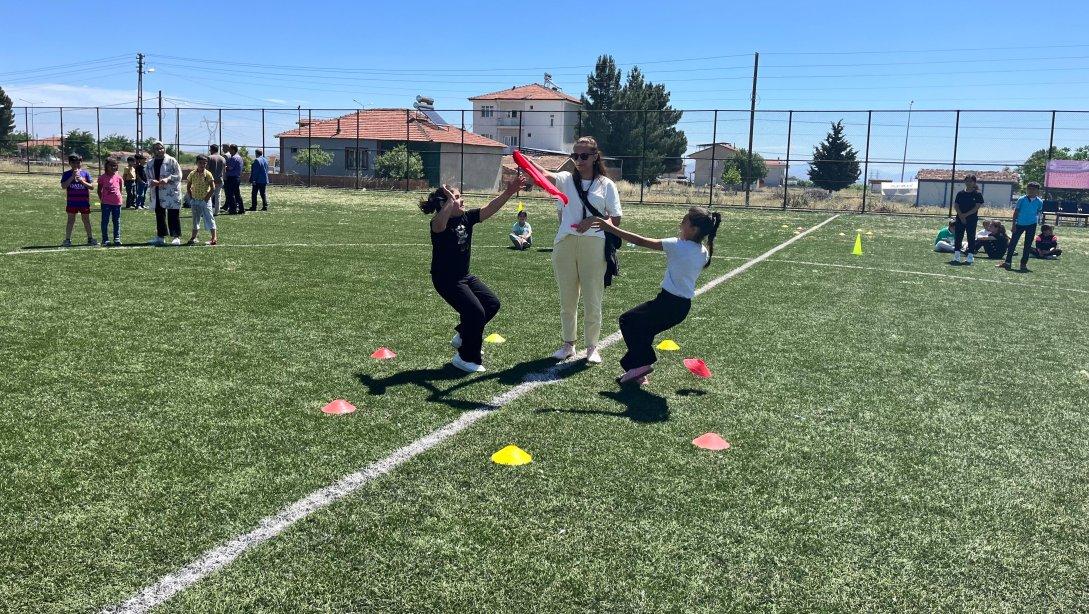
<box><xmin>496</xmin><ymin>117</ymin><xmax>521</xmax><ymax>126</ymax></box>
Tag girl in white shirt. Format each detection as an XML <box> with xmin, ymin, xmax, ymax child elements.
<box><xmin>577</xmin><ymin>207</ymin><xmax>721</xmax><ymax>386</ymax></box>
<box><xmin>521</xmin><ymin>137</ymin><xmax>622</xmax><ymax>364</ymax></box>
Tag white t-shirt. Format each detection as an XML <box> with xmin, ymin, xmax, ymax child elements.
<box><xmin>660</xmin><ymin>237</ymin><xmax>709</xmax><ymax>299</ymax></box>
<box><xmin>553</xmin><ymin>171</ymin><xmax>622</xmax><ymax>243</ymax></box>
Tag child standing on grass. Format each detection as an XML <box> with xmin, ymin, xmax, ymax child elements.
<box><xmin>123</xmin><ymin>156</ymin><xmax>137</xmax><ymax>209</ymax></box>
<box><xmin>423</xmin><ymin>175</ymin><xmax>528</xmax><ymax>374</ymax></box>
<box><xmin>999</xmin><ymin>181</ymin><xmax>1045</xmax><ymax>272</ymax></box>
<box><xmin>952</xmin><ymin>174</ymin><xmax>984</xmax><ymax>264</ymax></box>
<box><xmin>134</xmin><ymin>152</ymin><xmax>148</xmax><ymax>209</ymax></box>
<box><xmin>576</xmin><ymin>207</ymin><xmax>721</xmax><ymax>386</ymax></box>
<box><xmin>61</xmin><ymin>154</ymin><xmax>98</xmax><ymax>247</ymax></box>
<box><xmin>185</xmin><ymin>154</ymin><xmax>218</xmax><ymax>246</ymax></box>
<box><xmin>510</xmin><ymin>209</ymin><xmax>533</xmax><ymax>250</ymax></box>
<box><xmin>97</xmin><ymin>158</ymin><xmax>124</xmax><ymax>246</ymax></box>
<box><xmin>1033</xmin><ymin>224</ymin><xmax>1062</xmax><ymax>259</ymax></box>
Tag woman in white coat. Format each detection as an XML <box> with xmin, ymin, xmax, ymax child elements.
<box><xmin>144</xmin><ymin>141</ymin><xmax>183</xmax><ymax>245</ymax></box>
<box><xmin>523</xmin><ymin>136</ymin><xmax>622</xmax><ymax>364</ymax></box>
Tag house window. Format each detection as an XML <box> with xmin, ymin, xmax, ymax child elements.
<box><xmin>480</xmin><ymin>105</ymin><xmax>494</xmax><ymax>118</ymax></box>
<box><xmin>345</xmin><ymin>148</ymin><xmax>370</xmax><ymax>171</ymax></box>
<box><xmin>290</xmin><ymin>147</ymin><xmax>298</xmax><ymax>154</ymax></box>
<box><xmin>550</xmin><ymin>115</ymin><xmax>555</xmax><ymax>127</ymax></box>
<box><xmin>508</xmin><ymin>110</ymin><xmax>518</xmax><ymax>119</ymax></box>
<box><xmin>529</xmin><ymin>105</ymin><xmax>534</xmax><ymax>109</ymax></box>
<box><xmin>527</xmin><ymin>133</ymin><xmax>532</xmax><ymax>138</ymax></box>
<box><xmin>506</xmin><ymin>136</ymin><xmax>519</xmax><ymax>147</ymax></box>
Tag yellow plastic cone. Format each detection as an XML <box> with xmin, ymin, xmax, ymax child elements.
<box><xmin>491</xmin><ymin>445</ymin><xmax>532</xmax><ymax>466</ymax></box>
<box><xmin>657</xmin><ymin>339</ymin><xmax>680</xmax><ymax>351</ymax></box>
<box><xmin>484</xmin><ymin>333</ymin><xmax>506</xmax><ymax>344</ymax></box>
<box><xmin>852</xmin><ymin>233</ymin><xmax>864</xmax><ymax>256</ymax></box>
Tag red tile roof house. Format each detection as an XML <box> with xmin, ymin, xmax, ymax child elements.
<box><xmin>914</xmin><ymin>169</ymin><xmax>1021</xmax><ymax>208</ymax></box>
<box><xmin>469</xmin><ymin>79</ymin><xmax>583</xmax><ymax>154</ymax></box>
<box><xmin>275</xmin><ymin>109</ymin><xmax>506</xmax><ymax>190</ymax></box>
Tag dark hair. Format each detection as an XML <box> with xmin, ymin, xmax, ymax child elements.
<box><xmin>517</xmin><ymin>210</ymin><xmax>527</xmax><ymax>217</ymax></box>
<box><xmin>255</xmin><ymin>149</ymin><xmax>263</xmax><ymax>156</ymax></box>
<box><xmin>1042</xmin><ymin>223</ymin><xmax>1054</xmax><ymax>232</ymax></box>
<box><xmin>126</xmin><ymin>156</ymin><xmax>135</xmax><ymax>163</ymax></box>
<box><xmin>1027</xmin><ymin>181</ymin><xmax>1041</xmax><ymax>189</ymax></box>
<box><xmin>571</xmin><ymin>136</ymin><xmax>609</xmax><ymax>180</ymax></box>
<box><xmin>964</xmin><ymin>174</ymin><xmax>978</xmax><ymax>183</ymax></box>
<box><xmin>67</xmin><ymin>153</ymin><xmax>82</xmax><ymax>162</ymax></box>
<box><xmin>687</xmin><ymin>207</ymin><xmax>722</xmax><ymax>269</ymax></box>
<box><xmin>993</xmin><ymin>222</ymin><xmax>1008</xmax><ymax>237</ymax></box>
<box><xmin>196</xmin><ymin>154</ymin><xmax>208</xmax><ymax>162</ymax></box>
<box><xmin>419</xmin><ymin>187</ymin><xmax>448</xmax><ymax>214</ymax></box>
<box><xmin>209</xmin><ymin>144</ymin><xmax>219</xmax><ymax>153</ymax></box>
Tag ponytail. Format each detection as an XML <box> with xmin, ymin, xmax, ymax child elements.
<box><xmin>419</xmin><ymin>188</ymin><xmax>446</xmax><ymax>214</ymax></box>
<box><xmin>686</xmin><ymin>207</ymin><xmax>721</xmax><ymax>269</ymax></box>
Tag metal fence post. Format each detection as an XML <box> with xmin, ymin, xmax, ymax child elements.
<box><xmin>96</xmin><ymin>107</ymin><xmax>102</xmax><ymax>175</ymax></box>
<box><xmin>24</xmin><ymin>107</ymin><xmax>30</xmax><ymax>173</ymax></box>
<box><xmin>948</xmin><ymin>110</ymin><xmax>960</xmax><ymax>217</ymax></box>
<box><xmin>708</xmin><ymin>110</ymin><xmax>718</xmax><ymax>207</ymax></box>
<box><xmin>783</xmin><ymin>110</ymin><xmax>792</xmax><ymax>210</ymax></box>
<box><xmin>355</xmin><ymin>108</ymin><xmax>361</xmax><ymax>190</ymax></box>
<box><xmin>517</xmin><ymin>110</ymin><xmax>523</xmax><ymax>152</ymax></box>
<box><xmin>1044</xmin><ymin>110</ymin><xmax>1057</xmax><ymax>208</ymax></box>
<box><xmin>861</xmin><ymin>110</ymin><xmax>872</xmax><ymax>213</ymax></box>
<box><xmin>405</xmin><ymin>109</ymin><xmax>410</xmax><ymax>192</ymax></box>
<box><xmin>307</xmin><ymin>108</ymin><xmax>312</xmax><ymax>188</ymax></box>
<box><xmin>459</xmin><ymin>110</ymin><xmax>465</xmax><ymax>191</ymax></box>
<box><xmin>639</xmin><ymin>110</ymin><xmax>647</xmax><ymax>204</ymax></box>
<box><xmin>174</xmin><ymin>107</ymin><xmax>180</xmax><ymax>160</ymax></box>
<box><xmin>577</xmin><ymin>109</ymin><xmax>583</xmax><ymax>139</ymax></box>
<box><xmin>261</xmin><ymin>108</ymin><xmax>266</xmax><ymax>155</ymax></box>
<box><xmin>217</xmin><ymin>108</ymin><xmax>223</xmax><ymax>152</ymax></box>
<box><xmin>59</xmin><ymin>107</ymin><xmax>64</xmax><ymax>157</ymax></box>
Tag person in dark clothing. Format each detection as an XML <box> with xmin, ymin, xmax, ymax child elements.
<box><xmin>1033</xmin><ymin>224</ymin><xmax>1063</xmax><ymax>259</ymax></box>
<box><xmin>249</xmin><ymin>148</ymin><xmax>270</xmax><ymax>211</ymax></box>
<box><xmin>974</xmin><ymin>221</ymin><xmax>1010</xmax><ymax>259</ymax></box>
<box><xmin>423</xmin><ymin>175</ymin><xmax>527</xmax><ymax>373</ymax></box>
<box><xmin>224</xmin><ymin>144</ymin><xmax>245</xmax><ymax>215</ymax></box>
<box><xmin>951</xmin><ymin>174</ymin><xmax>984</xmax><ymax>265</ymax></box>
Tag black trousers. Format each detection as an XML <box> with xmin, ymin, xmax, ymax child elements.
<box><xmin>1005</xmin><ymin>223</ymin><xmax>1037</xmax><ymax>267</ymax></box>
<box><xmin>224</xmin><ymin>176</ymin><xmax>243</xmax><ymax>213</ymax></box>
<box><xmin>124</xmin><ymin>180</ymin><xmax>136</xmax><ymax>207</ymax></box>
<box><xmin>155</xmin><ymin>204</ymin><xmax>181</xmax><ymax>238</ymax></box>
<box><xmin>433</xmin><ymin>274</ymin><xmax>500</xmax><ymax>365</ymax></box>
<box><xmin>251</xmin><ymin>183</ymin><xmax>267</xmax><ymax>209</ymax></box>
<box><xmin>618</xmin><ymin>289</ymin><xmax>691</xmax><ymax>371</ymax></box>
<box><xmin>954</xmin><ymin>215</ymin><xmax>978</xmax><ymax>253</ymax></box>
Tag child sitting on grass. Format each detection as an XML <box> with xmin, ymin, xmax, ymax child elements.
<box><xmin>1033</xmin><ymin>224</ymin><xmax>1062</xmax><ymax>259</ymax></box>
<box><xmin>510</xmin><ymin>209</ymin><xmax>533</xmax><ymax>250</ymax></box>
<box><xmin>973</xmin><ymin>220</ymin><xmax>1009</xmax><ymax>259</ymax></box>
<box><xmin>61</xmin><ymin>154</ymin><xmax>98</xmax><ymax>247</ymax></box>
<box><xmin>934</xmin><ymin>218</ymin><xmax>955</xmax><ymax>253</ymax></box>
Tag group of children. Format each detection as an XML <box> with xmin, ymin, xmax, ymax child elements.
<box><xmin>934</xmin><ymin>178</ymin><xmax>1062</xmax><ymax>272</ymax></box>
<box><xmin>60</xmin><ymin>152</ymin><xmax>221</xmax><ymax>247</ymax></box>
<box><xmin>423</xmin><ymin>171</ymin><xmax>719</xmax><ymax>385</ymax></box>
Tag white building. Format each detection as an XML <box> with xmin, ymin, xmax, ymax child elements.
<box><xmin>914</xmin><ymin>169</ymin><xmax>1020</xmax><ymax>208</ymax></box>
<box><xmin>469</xmin><ymin>77</ymin><xmax>583</xmax><ymax>153</ymax></box>
<box><xmin>690</xmin><ymin>143</ymin><xmax>738</xmax><ymax>186</ymax></box>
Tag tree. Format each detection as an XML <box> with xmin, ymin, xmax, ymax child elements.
<box><xmin>293</xmin><ymin>145</ymin><xmax>333</xmax><ymax>174</ymax></box>
<box><xmin>0</xmin><ymin>87</ymin><xmax>15</xmax><ymax>155</ymax></box>
<box><xmin>808</xmin><ymin>120</ymin><xmax>860</xmax><ymax>192</ymax></box>
<box><xmin>374</xmin><ymin>144</ymin><xmax>423</xmax><ymax>179</ymax></box>
<box><xmin>721</xmin><ymin>166</ymin><xmax>742</xmax><ymax>190</ymax></box>
<box><xmin>99</xmin><ymin>133</ymin><xmax>135</xmax><ymax>156</ymax></box>
<box><xmin>64</xmin><ymin>129</ymin><xmax>96</xmax><ymax>160</ymax></box>
<box><xmin>580</xmin><ymin>56</ymin><xmax>687</xmax><ymax>184</ymax></box>
<box><xmin>722</xmin><ymin>148</ymin><xmax>768</xmax><ymax>188</ymax></box>
<box><xmin>2</xmin><ymin>130</ymin><xmax>28</xmax><ymax>156</ymax></box>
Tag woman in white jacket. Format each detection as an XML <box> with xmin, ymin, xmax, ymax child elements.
<box><xmin>145</xmin><ymin>141</ymin><xmax>183</xmax><ymax>245</ymax></box>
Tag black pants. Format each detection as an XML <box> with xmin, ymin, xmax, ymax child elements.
<box><xmin>124</xmin><ymin>180</ymin><xmax>136</xmax><ymax>208</ymax></box>
<box><xmin>224</xmin><ymin>176</ymin><xmax>243</xmax><ymax>213</ymax></box>
<box><xmin>618</xmin><ymin>289</ymin><xmax>691</xmax><ymax>371</ymax></box>
<box><xmin>1005</xmin><ymin>223</ymin><xmax>1036</xmax><ymax>267</ymax></box>
<box><xmin>155</xmin><ymin>204</ymin><xmax>181</xmax><ymax>238</ymax></box>
<box><xmin>954</xmin><ymin>215</ymin><xmax>978</xmax><ymax>253</ymax></box>
<box><xmin>433</xmin><ymin>274</ymin><xmax>500</xmax><ymax>365</ymax></box>
<box><xmin>251</xmin><ymin>183</ymin><xmax>267</xmax><ymax>209</ymax></box>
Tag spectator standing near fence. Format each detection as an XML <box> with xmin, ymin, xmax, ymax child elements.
<box><xmin>999</xmin><ymin>181</ymin><xmax>1044</xmax><ymax>272</ymax></box>
<box><xmin>145</xmin><ymin>141</ymin><xmax>183</xmax><ymax>246</ymax></box>
<box><xmin>249</xmin><ymin>149</ymin><xmax>269</xmax><ymax>211</ymax></box>
<box><xmin>206</xmin><ymin>144</ymin><xmax>226</xmax><ymax>216</ymax></box>
<box><xmin>224</xmin><ymin>144</ymin><xmax>245</xmax><ymax>215</ymax></box>
<box><xmin>951</xmin><ymin>175</ymin><xmax>984</xmax><ymax>265</ymax></box>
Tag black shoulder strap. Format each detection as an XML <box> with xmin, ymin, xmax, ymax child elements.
<box><xmin>573</xmin><ymin>172</ymin><xmax>605</xmax><ymax>219</ymax></box>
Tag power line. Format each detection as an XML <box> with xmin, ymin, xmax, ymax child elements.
<box><xmin>0</xmin><ymin>54</ymin><xmax>130</xmax><ymax>76</ymax></box>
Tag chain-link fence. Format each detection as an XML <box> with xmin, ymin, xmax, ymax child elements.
<box><xmin>3</xmin><ymin>105</ymin><xmax>1086</xmax><ymax>218</ymax></box>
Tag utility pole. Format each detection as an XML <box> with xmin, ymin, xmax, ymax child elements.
<box><xmin>136</xmin><ymin>53</ymin><xmax>144</xmax><ymax>148</ymax></box>
<box><xmin>158</xmin><ymin>90</ymin><xmax>163</xmax><ymax>142</ymax></box>
<box><xmin>744</xmin><ymin>51</ymin><xmax>759</xmax><ymax>206</ymax></box>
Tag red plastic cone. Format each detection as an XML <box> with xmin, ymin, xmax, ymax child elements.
<box><xmin>370</xmin><ymin>347</ymin><xmax>396</xmax><ymax>360</ymax></box>
<box><xmin>683</xmin><ymin>358</ymin><xmax>711</xmax><ymax>379</ymax></box>
<box><xmin>321</xmin><ymin>399</ymin><xmax>356</xmax><ymax>415</ymax></box>
<box><xmin>692</xmin><ymin>432</ymin><xmax>730</xmax><ymax>451</ymax></box>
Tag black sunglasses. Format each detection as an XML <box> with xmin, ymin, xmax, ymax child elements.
<box><xmin>570</xmin><ymin>152</ymin><xmax>596</xmax><ymax>161</ymax></box>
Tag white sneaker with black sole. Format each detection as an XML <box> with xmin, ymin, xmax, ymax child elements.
<box><xmin>451</xmin><ymin>353</ymin><xmax>486</xmax><ymax>373</ymax></box>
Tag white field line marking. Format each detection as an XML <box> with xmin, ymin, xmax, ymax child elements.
<box><xmin>769</xmin><ymin>258</ymin><xmax>1089</xmax><ymax>296</ymax></box>
<box><xmin>100</xmin><ymin>215</ymin><xmax>838</xmax><ymax>614</ymax></box>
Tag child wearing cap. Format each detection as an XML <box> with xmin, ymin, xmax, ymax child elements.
<box><xmin>61</xmin><ymin>154</ymin><xmax>98</xmax><ymax>247</ymax></box>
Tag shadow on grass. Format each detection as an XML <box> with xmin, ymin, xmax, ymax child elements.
<box><xmin>355</xmin><ymin>357</ymin><xmax>587</xmax><ymax>412</ymax></box>
<box><xmin>535</xmin><ymin>388</ymin><xmax>670</xmax><ymax>424</ymax></box>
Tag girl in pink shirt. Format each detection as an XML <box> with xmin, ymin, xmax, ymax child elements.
<box><xmin>97</xmin><ymin>159</ymin><xmax>124</xmax><ymax>245</ymax></box>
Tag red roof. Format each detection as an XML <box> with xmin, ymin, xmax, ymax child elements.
<box><xmin>469</xmin><ymin>83</ymin><xmax>581</xmax><ymax>104</ymax></box>
<box><xmin>275</xmin><ymin>109</ymin><xmax>504</xmax><ymax>148</ymax></box>
<box><xmin>916</xmin><ymin>169</ymin><xmax>1020</xmax><ymax>183</ymax></box>
<box><xmin>18</xmin><ymin>136</ymin><xmax>63</xmax><ymax>148</ymax></box>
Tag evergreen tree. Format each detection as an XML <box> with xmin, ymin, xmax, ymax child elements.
<box><xmin>0</xmin><ymin>87</ymin><xmax>16</xmax><ymax>155</ymax></box>
<box><xmin>808</xmin><ymin>121</ymin><xmax>860</xmax><ymax>192</ymax></box>
<box><xmin>580</xmin><ymin>55</ymin><xmax>621</xmax><ymax>146</ymax></box>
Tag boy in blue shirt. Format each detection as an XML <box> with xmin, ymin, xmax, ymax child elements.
<box><xmin>999</xmin><ymin>181</ymin><xmax>1044</xmax><ymax>272</ymax></box>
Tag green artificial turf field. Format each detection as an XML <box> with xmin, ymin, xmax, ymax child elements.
<box><xmin>2</xmin><ymin>173</ymin><xmax>1088</xmax><ymax>612</ymax></box>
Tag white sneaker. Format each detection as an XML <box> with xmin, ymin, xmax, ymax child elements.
<box><xmin>552</xmin><ymin>343</ymin><xmax>576</xmax><ymax>360</ymax></box>
<box><xmin>170</xmin><ymin>237</ymin><xmax>182</xmax><ymax>246</ymax></box>
<box><xmin>966</xmin><ymin>252</ymin><xmax>974</xmax><ymax>265</ymax></box>
<box><xmin>149</xmin><ymin>237</ymin><xmax>165</xmax><ymax>246</ymax></box>
<box><xmin>451</xmin><ymin>353</ymin><xmax>486</xmax><ymax>373</ymax></box>
<box><xmin>586</xmin><ymin>346</ymin><xmax>602</xmax><ymax>364</ymax></box>
<box><xmin>952</xmin><ymin>251</ymin><xmax>961</xmax><ymax>263</ymax></box>
<box><xmin>451</xmin><ymin>333</ymin><xmax>462</xmax><ymax>349</ymax></box>
<box><xmin>103</xmin><ymin>240</ymin><xmax>112</xmax><ymax>247</ymax></box>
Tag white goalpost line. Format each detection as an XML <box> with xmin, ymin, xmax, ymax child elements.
<box><xmin>98</xmin><ymin>216</ymin><xmax>844</xmax><ymax>613</ymax></box>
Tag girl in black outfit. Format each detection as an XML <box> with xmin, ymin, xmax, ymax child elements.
<box><xmin>423</xmin><ymin>175</ymin><xmax>528</xmax><ymax>373</ymax></box>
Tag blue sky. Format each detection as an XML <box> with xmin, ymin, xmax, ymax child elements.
<box><xmin>4</xmin><ymin>0</ymin><xmax>1089</xmax><ymax>178</ymax></box>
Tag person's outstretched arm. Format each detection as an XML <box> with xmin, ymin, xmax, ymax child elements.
<box><xmin>480</xmin><ymin>174</ymin><xmax>528</xmax><ymax>221</ymax></box>
<box><xmin>576</xmin><ymin>216</ymin><xmax>662</xmax><ymax>251</ymax></box>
